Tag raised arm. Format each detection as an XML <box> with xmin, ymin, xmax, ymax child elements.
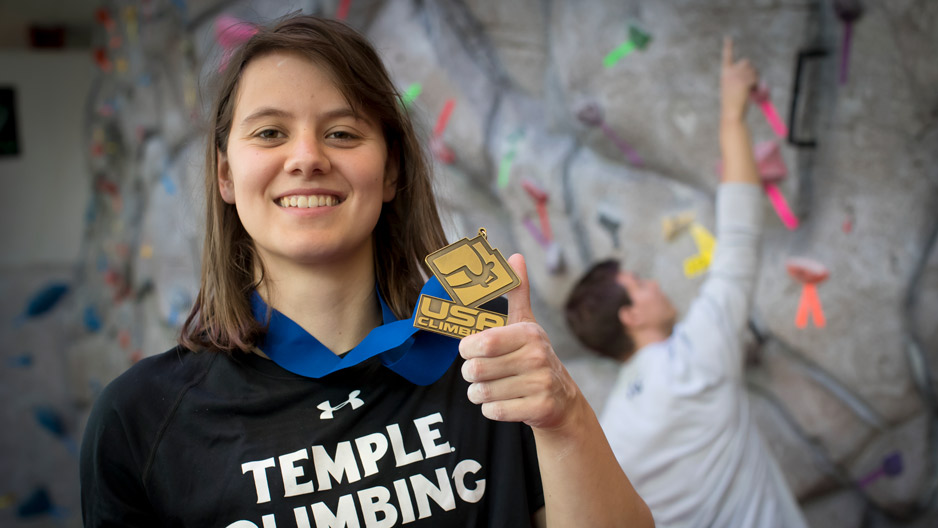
<box><xmin>460</xmin><ymin>254</ymin><xmax>654</xmax><ymax>528</ymax></box>
<box><xmin>719</xmin><ymin>36</ymin><xmax>760</xmax><ymax>186</ymax></box>
<box><xmin>674</xmin><ymin>37</ymin><xmax>764</xmax><ymax>377</ymax></box>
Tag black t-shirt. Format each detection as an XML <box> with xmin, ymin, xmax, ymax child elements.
<box><xmin>80</xmin><ymin>346</ymin><xmax>544</xmax><ymax>527</ymax></box>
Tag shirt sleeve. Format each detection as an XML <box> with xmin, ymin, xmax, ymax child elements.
<box><xmin>670</xmin><ymin>183</ymin><xmax>763</xmax><ymax>384</ymax></box>
<box><xmin>80</xmin><ymin>372</ymin><xmax>161</xmax><ymax>527</ymax></box>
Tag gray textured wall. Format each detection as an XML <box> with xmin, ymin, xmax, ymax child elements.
<box><xmin>2</xmin><ymin>0</ymin><xmax>935</xmax><ymax>526</ymax></box>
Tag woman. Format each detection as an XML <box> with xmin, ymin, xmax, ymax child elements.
<box><xmin>80</xmin><ymin>15</ymin><xmax>651</xmax><ymax>528</ymax></box>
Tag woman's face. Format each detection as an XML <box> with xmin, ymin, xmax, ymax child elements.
<box><xmin>218</xmin><ymin>51</ymin><xmax>396</xmax><ymax>274</ymax></box>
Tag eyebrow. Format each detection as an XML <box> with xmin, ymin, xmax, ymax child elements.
<box><xmin>238</xmin><ymin>106</ymin><xmax>363</xmax><ymax>127</ymax></box>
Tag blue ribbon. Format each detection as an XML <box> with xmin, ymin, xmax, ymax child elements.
<box><xmin>251</xmin><ymin>277</ymin><xmax>461</xmax><ymax>386</ymax></box>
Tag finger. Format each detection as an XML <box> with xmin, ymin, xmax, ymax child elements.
<box><xmin>459</xmin><ymin>321</ymin><xmax>545</xmax><ymax>360</ymax></box>
<box><xmin>722</xmin><ymin>36</ymin><xmax>733</xmax><ymax>67</ymax></box>
<box><xmin>480</xmin><ymin>399</ymin><xmax>525</xmax><ymax>423</ymax></box>
<box><xmin>466</xmin><ymin>374</ymin><xmax>543</xmax><ymax>405</ymax></box>
<box><xmin>461</xmin><ymin>333</ymin><xmax>551</xmax><ymax>380</ymax></box>
<box><xmin>507</xmin><ymin>253</ymin><xmax>536</xmax><ymax>325</ymax></box>
<box><xmin>479</xmin><ymin>395</ymin><xmax>560</xmax><ymax>427</ymax></box>
<box><xmin>462</xmin><ymin>354</ymin><xmax>518</xmax><ymax>384</ymax></box>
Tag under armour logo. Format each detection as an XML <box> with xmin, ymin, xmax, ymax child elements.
<box><xmin>317</xmin><ymin>390</ymin><xmax>364</xmax><ymax>420</ymax></box>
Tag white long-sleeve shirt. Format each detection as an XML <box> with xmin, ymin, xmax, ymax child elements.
<box><xmin>601</xmin><ymin>184</ymin><xmax>808</xmax><ymax>528</ymax></box>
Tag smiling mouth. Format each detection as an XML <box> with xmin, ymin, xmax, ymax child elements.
<box><xmin>278</xmin><ymin>195</ymin><xmax>341</xmax><ymax>208</ymax></box>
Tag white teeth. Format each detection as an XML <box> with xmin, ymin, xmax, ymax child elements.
<box><xmin>278</xmin><ymin>195</ymin><xmax>340</xmax><ymax>208</ymax></box>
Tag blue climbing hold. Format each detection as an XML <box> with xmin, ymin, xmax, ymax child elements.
<box><xmin>22</xmin><ymin>282</ymin><xmax>69</xmax><ymax>318</ymax></box>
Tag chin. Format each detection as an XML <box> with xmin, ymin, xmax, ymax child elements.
<box><xmin>293</xmin><ymin>239</ymin><xmax>373</xmax><ymax>267</ymax></box>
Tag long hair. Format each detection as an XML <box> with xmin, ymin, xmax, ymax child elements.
<box><xmin>180</xmin><ymin>15</ymin><xmax>446</xmax><ymax>352</ymax></box>
<box><xmin>564</xmin><ymin>260</ymin><xmax>635</xmax><ymax>360</ymax></box>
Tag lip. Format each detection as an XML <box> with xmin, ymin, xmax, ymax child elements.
<box><xmin>274</xmin><ymin>188</ymin><xmax>346</xmax><ymax>201</ymax></box>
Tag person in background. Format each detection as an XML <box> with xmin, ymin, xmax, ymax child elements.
<box><xmin>564</xmin><ymin>37</ymin><xmax>808</xmax><ymax>528</ymax></box>
<box><xmin>80</xmin><ymin>14</ymin><xmax>652</xmax><ymax>528</ymax></box>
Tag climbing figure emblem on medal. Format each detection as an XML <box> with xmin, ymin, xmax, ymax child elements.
<box><xmin>414</xmin><ymin>228</ymin><xmax>520</xmax><ymax>339</ymax></box>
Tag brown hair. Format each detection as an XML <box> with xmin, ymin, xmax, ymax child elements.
<box><xmin>180</xmin><ymin>15</ymin><xmax>446</xmax><ymax>352</ymax></box>
<box><xmin>564</xmin><ymin>260</ymin><xmax>635</xmax><ymax>361</ymax></box>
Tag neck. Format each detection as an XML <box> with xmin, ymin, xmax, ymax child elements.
<box><xmin>625</xmin><ymin>326</ymin><xmax>671</xmax><ymax>359</ymax></box>
<box><xmin>257</xmin><ymin>248</ymin><xmax>383</xmax><ymax>355</ymax></box>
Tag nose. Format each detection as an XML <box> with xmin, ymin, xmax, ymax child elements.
<box><xmin>284</xmin><ymin>130</ymin><xmax>331</xmax><ymax>176</ymax></box>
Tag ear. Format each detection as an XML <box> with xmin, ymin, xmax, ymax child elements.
<box><xmin>618</xmin><ymin>304</ymin><xmax>639</xmax><ymax>329</ymax></box>
<box><xmin>217</xmin><ymin>149</ymin><xmax>236</xmax><ymax>204</ymax></box>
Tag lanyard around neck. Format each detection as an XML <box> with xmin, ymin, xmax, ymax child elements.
<box><xmin>250</xmin><ymin>276</ymin><xmax>460</xmax><ymax>385</ymax></box>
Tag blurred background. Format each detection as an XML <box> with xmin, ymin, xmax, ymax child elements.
<box><xmin>0</xmin><ymin>0</ymin><xmax>935</xmax><ymax>526</ymax></box>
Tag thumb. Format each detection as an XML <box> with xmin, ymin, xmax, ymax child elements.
<box><xmin>506</xmin><ymin>253</ymin><xmax>536</xmax><ymax>325</ymax></box>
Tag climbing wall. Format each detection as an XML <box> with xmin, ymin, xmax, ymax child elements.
<box><xmin>3</xmin><ymin>0</ymin><xmax>935</xmax><ymax>526</ymax></box>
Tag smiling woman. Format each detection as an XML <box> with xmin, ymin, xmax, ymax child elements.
<box><xmin>217</xmin><ymin>51</ymin><xmax>396</xmax><ymax>312</ymax></box>
<box><xmin>79</xmin><ymin>15</ymin><xmax>651</xmax><ymax>528</ymax></box>
<box><xmin>195</xmin><ymin>21</ymin><xmax>445</xmax><ymax>351</ymax></box>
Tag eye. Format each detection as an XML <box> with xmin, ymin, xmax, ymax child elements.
<box><xmin>327</xmin><ymin>130</ymin><xmax>358</xmax><ymax>141</ymax></box>
<box><xmin>255</xmin><ymin>129</ymin><xmax>284</xmax><ymax>140</ymax></box>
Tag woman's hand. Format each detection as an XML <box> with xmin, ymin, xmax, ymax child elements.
<box><xmin>459</xmin><ymin>254</ymin><xmax>583</xmax><ymax>431</ymax></box>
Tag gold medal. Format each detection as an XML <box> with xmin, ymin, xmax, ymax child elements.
<box><xmin>414</xmin><ymin>228</ymin><xmax>520</xmax><ymax>339</ymax></box>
